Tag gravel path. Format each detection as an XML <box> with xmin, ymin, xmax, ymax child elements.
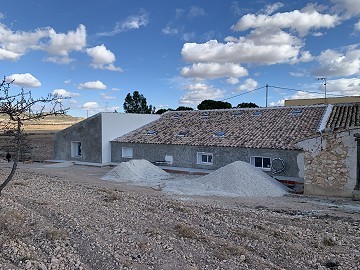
<box><xmin>0</xmin><ymin>163</ymin><xmax>359</xmax><ymax>270</ymax></box>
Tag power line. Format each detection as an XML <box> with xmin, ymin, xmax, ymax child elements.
<box><xmin>221</xmin><ymin>86</ymin><xmax>266</xmax><ymax>102</ymax></box>
<box><xmin>268</xmin><ymin>85</ymin><xmax>345</xmax><ymax>97</ymax></box>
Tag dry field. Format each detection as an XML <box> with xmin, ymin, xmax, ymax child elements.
<box><xmin>0</xmin><ymin>162</ymin><xmax>359</xmax><ymax>270</ymax></box>
<box><xmin>0</xmin><ymin>115</ymin><xmax>83</xmax><ymax>162</ymax></box>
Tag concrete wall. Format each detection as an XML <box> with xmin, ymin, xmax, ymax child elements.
<box><xmin>285</xmin><ymin>96</ymin><xmax>360</xmax><ymax>106</ymax></box>
<box><xmin>111</xmin><ymin>142</ymin><xmax>304</xmax><ymax>179</ymax></box>
<box><xmin>53</xmin><ymin>114</ymin><xmax>102</xmax><ymax>163</ymax></box>
<box><xmin>296</xmin><ymin>128</ymin><xmax>359</xmax><ymax>197</ymax></box>
<box><xmin>101</xmin><ymin>113</ymin><xmax>159</xmax><ymax>164</ymax></box>
<box><xmin>53</xmin><ymin>112</ymin><xmax>160</xmax><ymax>164</ymax></box>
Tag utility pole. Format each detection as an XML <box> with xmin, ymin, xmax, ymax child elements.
<box><xmin>318</xmin><ymin>77</ymin><xmax>327</xmax><ymax>104</ymax></box>
<box><xmin>265</xmin><ymin>84</ymin><xmax>268</xmax><ymax>107</ymax></box>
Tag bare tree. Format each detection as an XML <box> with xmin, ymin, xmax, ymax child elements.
<box><xmin>0</xmin><ymin>77</ymin><xmax>68</xmax><ymax>195</ymax></box>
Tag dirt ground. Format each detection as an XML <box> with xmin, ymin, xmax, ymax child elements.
<box><xmin>0</xmin><ymin>162</ymin><xmax>359</xmax><ymax>270</ymax></box>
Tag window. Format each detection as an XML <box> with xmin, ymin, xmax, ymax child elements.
<box><xmin>71</xmin><ymin>142</ymin><xmax>82</xmax><ymax>157</ymax></box>
<box><xmin>197</xmin><ymin>152</ymin><xmax>213</xmax><ymax>165</ymax></box>
<box><xmin>250</xmin><ymin>156</ymin><xmax>271</xmax><ymax>171</ymax></box>
<box><xmin>122</xmin><ymin>147</ymin><xmax>133</xmax><ymax>158</ymax></box>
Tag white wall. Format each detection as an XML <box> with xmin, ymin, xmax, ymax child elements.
<box><xmin>101</xmin><ymin>113</ymin><xmax>160</xmax><ymax>164</ymax></box>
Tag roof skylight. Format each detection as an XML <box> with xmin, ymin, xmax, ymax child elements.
<box><xmin>145</xmin><ymin>130</ymin><xmax>158</xmax><ymax>135</ymax></box>
<box><xmin>176</xmin><ymin>130</ymin><xmax>190</xmax><ymax>137</ymax></box>
<box><xmin>213</xmin><ymin>131</ymin><xmax>225</xmax><ymax>137</ymax></box>
<box><xmin>291</xmin><ymin>109</ymin><xmax>302</xmax><ymax>115</ymax></box>
<box><xmin>252</xmin><ymin>111</ymin><xmax>262</xmax><ymax>116</ymax></box>
<box><xmin>233</xmin><ymin>111</ymin><xmax>243</xmax><ymax>116</ymax></box>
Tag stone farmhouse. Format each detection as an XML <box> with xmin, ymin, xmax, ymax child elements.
<box><xmin>53</xmin><ymin>104</ymin><xmax>360</xmax><ymax>198</ymax></box>
<box><xmin>296</xmin><ymin>103</ymin><xmax>360</xmax><ymax>198</ymax></box>
<box><xmin>111</xmin><ymin>105</ymin><xmax>329</xmax><ymax>183</ymax></box>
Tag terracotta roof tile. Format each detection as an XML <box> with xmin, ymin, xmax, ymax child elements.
<box><xmin>326</xmin><ymin>103</ymin><xmax>360</xmax><ymax>130</ymax></box>
<box><xmin>114</xmin><ymin>106</ymin><xmax>327</xmax><ymax>150</ymax></box>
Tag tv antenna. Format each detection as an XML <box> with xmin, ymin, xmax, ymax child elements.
<box><xmin>318</xmin><ymin>77</ymin><xmax>327</xmax><ymax>103</ymax></box>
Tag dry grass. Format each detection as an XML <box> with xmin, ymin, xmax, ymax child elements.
<box><xmin>215</xmin><ymin>243</ymin><xmax>246</xmax><ymax>260</ymax></box>
<box><xmin>174</xmin><ymin>224</ymin><xmax>198</xmax><ymax>239</ymax></box>
<box><xmin>45</xmin><ymin>228</ymin><xmax>68</xmax><ymax>241</ymax></box>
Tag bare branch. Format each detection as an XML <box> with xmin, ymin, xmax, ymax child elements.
<box><xmin>0</xmin><ymin>76</ymin><xmax>69</xmax><ymax>195</ymax></box>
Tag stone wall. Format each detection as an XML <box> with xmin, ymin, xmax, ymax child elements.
<box><xmin>296</xmin><ymin>128</ymin><xmax>359</xmax><ymax>197</ymax></box>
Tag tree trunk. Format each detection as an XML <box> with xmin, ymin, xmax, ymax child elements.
<box><xmin>0</xmin><ymin>119</ymin><xmax>21</xmax><ymax>196</ymax></box>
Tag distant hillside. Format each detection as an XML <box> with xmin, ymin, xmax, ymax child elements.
<box><xmin>0</xmin><ymin>114</ymin><xmax>84</xmax><ymax>133</ymax></box>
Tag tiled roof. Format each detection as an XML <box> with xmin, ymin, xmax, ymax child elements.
<box><xmin>114</xmin><ymin>106</ymin><xmax>327</xmax><ymax>150</ymax></box>
<box><xmin>326</xmin><ymin>103</ymin><xmax>360</xmax><ymax>130</ymax></box>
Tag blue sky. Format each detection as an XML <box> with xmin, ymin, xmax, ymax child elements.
<box><xmin>1</xmin><ymin>0</ymin><xmax>360</xmax><ymax>117</ymax></box>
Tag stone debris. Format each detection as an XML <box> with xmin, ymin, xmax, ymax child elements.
<box><xmin>101</xmin><ymin>159</ymin><xmax>173</xmax><ymax>183</ymax></box>
<box><xmin>165</xmin><ymin>161</ymin><xmax>289</xmax><ymax>197</ymax></box>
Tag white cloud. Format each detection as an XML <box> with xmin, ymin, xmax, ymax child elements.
<box><xmin>188</xmin><ymin>6</ymin><xmax>206</xmax><ymax>18</ymax></box>
<box><xmin>81</xmin><ymin>101</ymin><xmax>99</xmax><ymax>110</ymax></box>
<box><xmin>226</xmin><ymin>77</ymin><xmax>240</xmax><ymax>85</ymax></box>
<box><xmin>97</xmin><ymin>9</ymin><xmax>149</xmax><ymax>36</ymax></box>
<box><xmin>78</xmin><ymin>80</ymin><xmax>107</xmax><ymax>90</ymax></box>
<box><xmin>0</xmin><ymin>23</ymin><xmax>48</xmax><ymax>60</ymax></box>
<box><xmin>0</xmin><ymin>48</ymin><xmax>22</xmax><ymax>61</ymax></box>
<box><xmin>231</xmin><ymin>8</ymin><xmax>339</xmax><ymax>36</ymax></box>
<box><xmin>179</xmin><ymin>83</ymin><xmax>225</xmax><ymax>105</ymax></box>
<box><xmin>269</xmin><ymin>99</ymin><xmax>285</xmax><ymax>107</ymax></box>
<box><xmin>326</xmin><ymin>78</ymin><xmax>360</xmax><ymax>96</ymax></box>
<box><xmin>86</xmin><ymin>45</ymin><xmax>122</xmax><ymax>71</ymax></box>
<box><xmin>52</xmin><ymin>89</ymin><xmax>80</xmax><ymax>98</ymax></box>
<box><xmin>44</xmin><ymin>56</ymin><xmax>74</xmax><ymax>64</ymax></box>
<box><xmin>355</xmin><ymin>21</ymin><xmax>360</xmax><ymax>31</ymax></box>
<box><xmin>231</xmin><ymin>2</ymin><xmax>242</xmax><ymax>16</ymax></box>
<box><xmin>289</xmin><ymin>72</ymin><xmax>305</xmax><ymax>77</ymax></box>
<box><xmin>6</xmin><ymin>73</ymin><xmax>41</xmax><ymax>88</ymax></box>
<box><xmin>46</xmin><ymin>24</ymin><xmax>86</xmax><ymax>57</ymax></box>
<box><xmin>162</xmin><ymin>24</ymin><xmax>179</xmax><ymax>35</ymax></box>
<box><xmin>0</xmin><ymin>23</ymin><xmax>86</xmax><ymax>63</ymax></box>
<box><xmin>331</xmin><ymin>0</ymin><xmax>360</xmax><ymax>18</ymax></box>
<box><xmin>182</xmin><ymin>28</ymin><xmax>304</xmax><ymax>65</ymax></box>
<box><xmin>233</xmin><ymin>78</ymin><xmax>258</xmax><ymax>93</ymax></box>
<box><xmin>180</xmin><ymin>63</ymin><xmax>248</xmax><ymax>79</ymax></box>
<box><xmin>64</xmin><ymin>79</ymin><xmax>71</xmax><ymax>84</ymax></box>
<box><xmin>313</xmin><ymin>46</ymin><xmax>360</xmax><ymax>77</ymax></box>
<box><xmin>69</xmin><ymin>99</ymin><xmax>78</xmax><ymax>104</ymax></box>
<box><xmin>261</xmin><ymin>2</ymin><xmax>284</xmax><ymax>15</ymax></box>
<box><xmin>286</xmin><ymin>91</ymin><xmax>324</xmax><ymax>100</ymax></box>
<box><xmin>100</xmin><ymin>93</ymin><xmax>116</xmax><ymax>100</ymax></box>
<box><xmin>182</xmin><ymin>32</ymin><xmax>196</xmax><ymax>42</ymax></box>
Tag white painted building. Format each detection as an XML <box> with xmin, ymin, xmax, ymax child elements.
<box><xmin>53</xmin><ymin>112</ymin><xmax>160</xmax><ymax>165</ymax></box>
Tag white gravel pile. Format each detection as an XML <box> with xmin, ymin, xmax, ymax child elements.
<box><xmin>101</xmin><ymin>159</ymin><xmax>173</xmax><ymax>183</ymax></box>
<box><xmin>165</xmin><ymin>161</ymin><xmax>288</xmax><ymax>197</ymax></box>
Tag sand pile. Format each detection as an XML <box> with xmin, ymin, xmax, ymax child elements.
<box><xmin>101</xmin><ymin>159</ymin><xmax>173</xmax><ymax>183</ymax></box>
<box><xmin>164</xmin><ymin>161</ymin><xmax>288</xmax><ymax>197</ymax></box>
